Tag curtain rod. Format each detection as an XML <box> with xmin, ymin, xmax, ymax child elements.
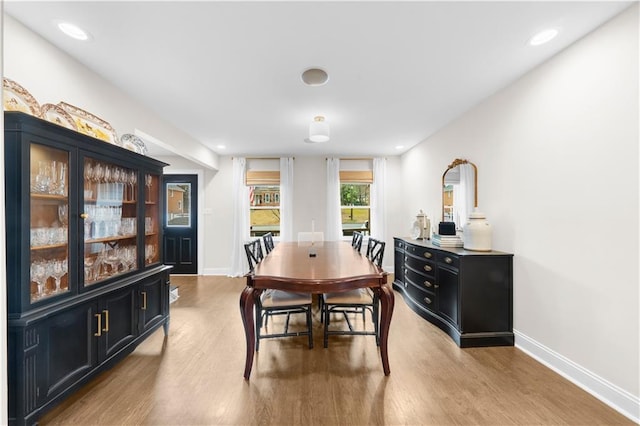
<box><xmin>326</xmin><ymin>157</ymin><xmax>386</xmax><ymax>160</ymax></box>
<box><xmin>231</xmin><ymin>157</ymin><xmax>294</xmax><ymax>160</ymax></box>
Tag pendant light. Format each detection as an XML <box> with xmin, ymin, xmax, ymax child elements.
<box><xmin>309</xmin><ymin>116</ymin><xmax>330</xmax><ymax>143</ymax></box>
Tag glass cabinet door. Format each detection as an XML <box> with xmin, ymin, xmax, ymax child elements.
<box><xmin>29</xmin><ymin>144</ymin><xmax>70</xmax><ymax>302</ymax></box>
<box><xmin>144</xmin><ymin>173</ymin><xmax>160</xmax><ymax>266</ymax></box>
<box><xmin>82</xmin><ymin>157</ymin><xmax>138</xmax><ymax>287</ymax></box>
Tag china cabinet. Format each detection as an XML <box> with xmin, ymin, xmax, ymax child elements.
<box><xmin>393</xmin><ymin>237</ymin><xmax>513</xmax><ymax>347</ymax></box>
<box><xmin>4</xmin><ymin>111</ymin><xmax>171</xmax><ymax>425</ymax></box>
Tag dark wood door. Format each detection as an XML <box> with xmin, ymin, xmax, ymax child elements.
<box><xmin>437</xmin><ymin>266</ymin><xmax>459</xmax><ymax>327</ymax></box>
<box><xmin>100</xmin><ymin>286</ymin><xmax>137</xmax><ymax>360</ymax></box>
<box><xmin>162</xmin><ymin>174</ymin><xmax>197</xmax><ymax>274</ymax></box>
<box><xmin>139</xmin><ymin>275</ymin><xmax>166</xmax><ymax>334</ymax></box>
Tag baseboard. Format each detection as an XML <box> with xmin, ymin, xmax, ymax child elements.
<box><xmin>202</xmin><ymin>268</ymin><xmax>230</xmax><ymax>276</ymax></box>
<box><xmin>514</xmin><ymin>329</ymin><xmax>639</xmax><ymax>423</ymax></box>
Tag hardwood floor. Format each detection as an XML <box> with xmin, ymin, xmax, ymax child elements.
<box><xmin>40</xmin><ymin>275</ymin><xmax>632</xmax><ymax>425</ymax></box>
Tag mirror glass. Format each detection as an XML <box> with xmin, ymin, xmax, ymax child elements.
<box><xmin>442</xmin><ymin>159</ymin><xmax>477</xmax><ymax>230</ymax></box>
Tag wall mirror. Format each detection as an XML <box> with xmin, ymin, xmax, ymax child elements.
<box><xmin>442</xmin><ymin>159</ymin><xmax>477</xmax><ymax>230</ymax></box>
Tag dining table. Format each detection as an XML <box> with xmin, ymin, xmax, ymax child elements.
<box><xmin>239</xmin><ymin>240</ymin><xmax>394</xmax><ymax>380</ymax></box>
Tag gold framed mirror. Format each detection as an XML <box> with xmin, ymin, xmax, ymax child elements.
<box><xmin>442</xmin><ymin>159</ymin><xmax>477</xmax><ymax>228</ymax></box>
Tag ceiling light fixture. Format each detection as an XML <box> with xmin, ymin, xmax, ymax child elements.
<box><xmin>309</xmin><ymin>116</ymin><xmax>330</xmax><ymax>143</ymax></box>
<box><xmin>57</xmin><ymin>21</ymin><xmax>90</xmax><ymax>41</ymax></box>
<box><xmin>302</xmin><ymin>68</ymin><xmax>329</xmax><ymax>86</ymax></box>
<box><xmin>528</xmin><ymin>28</ymin><xmax>559</xmax><ymax>46</ymax></box>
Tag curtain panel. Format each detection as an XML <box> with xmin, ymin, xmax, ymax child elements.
<box><xmin>229</xmin><ymin>157</ymin><xmax>250</xmax><ymax>277</ymax></box>
<box><xmin>325</xmin><ymin>158</ymin><xmax>343</xmax><ymax>241</ymax></box>
<box><xmin>279</xmin><ymin>157</ymin><xmax>294</xmax><ymax>242</ymax></box>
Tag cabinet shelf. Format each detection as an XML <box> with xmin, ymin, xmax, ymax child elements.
<box><xmin>30</xmin><ymin>193</ymin><xmax>67</xmax><ymax>201</ymax></box>
<box><xmin>31</xmin><ymin>242</ymin><xmax>67</xmax><ymax>251</ymax></box>
<box><xmin>84</xmin><ymin>234</ymin><xmax>137</xmax><ymax>244</ymax></box>
<box><xmin>84</xmin><ymin>198</ymin><xmax>137</xmax><ymax>205</ymax></box>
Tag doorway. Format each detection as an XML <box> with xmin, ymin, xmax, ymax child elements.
<box><xmin>163</xmin><ymin>174</ymin><xmax>198</xmax><ymax>274</ymax></box>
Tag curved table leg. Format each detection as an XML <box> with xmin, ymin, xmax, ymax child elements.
<box><xmin>376</xmin><ymin>284</ymin><xmax>395</xmax><ymax>375</ymax></box>
<box><xmin>239</xmin><ymin>286</ymin><xmax>256</xmax><ymax>380</ymax></box>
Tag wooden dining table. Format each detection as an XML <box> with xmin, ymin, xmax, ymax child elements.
<box><xmin>239</xmin><ymin>241</ymin><xmax>394</xmax><ymax>380</ymax></box>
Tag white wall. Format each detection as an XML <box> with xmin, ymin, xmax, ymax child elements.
<box><xmin>401</xmin><ymin>5</ymin><xmax>639</xmax><ymax>420</ymax></box>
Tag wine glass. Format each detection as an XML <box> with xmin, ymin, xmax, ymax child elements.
<box><xmin>58</xmin><ymin>204</ymin><xmax>69</xmax><ymax>227</ymax></box>
<box><xmin>51</xmin><ymin>259</ymin><xmax>68</xmax><ymax>293</ymax></box>
<box><xmin>30</xmin><ymin>261</ymin><xmax>47</xmax><ymax>299</ymax></box>
<box><xmin>145</xmin><ymin>244</ymin><xmax>156</xmax><ymax>264</ymax></box>
<box><xmin>145</xmin><ymin>174</ymin><xmax>153</xmax><ymax>202</ymax></box>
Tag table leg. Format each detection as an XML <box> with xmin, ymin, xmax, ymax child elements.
<box><xmin>239</xmin><ymin>286</ymin><xmax>256</xmax><ymax>380</ymax></box>
<box><xmin>377</xmin><ymin>284</ymin><xmax>395</xmax><ymax>375</ymax></box>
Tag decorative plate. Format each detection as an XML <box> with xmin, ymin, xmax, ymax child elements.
<box><xmin>58</xmin><ymin>101</ymin><xmax>119</xmax><ymax>144</ymax></box>
<box><xmin>120</xmin><ymin>133</ymin><xmax>148</xmax><ymax>155</ymax></box>
<box><xmin>3</xmin><ymin>77</ymin><xmax>41</xmax><ymax>116</ymax></box>
<box><xmin>40</xmin><ymin>103</ymin><xmax>77</xmax><ymax>131</ymax></box>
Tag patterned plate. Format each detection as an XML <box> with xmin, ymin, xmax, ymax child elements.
<box><xmin>3</xmin><ymin>77</ymin><xmax>41</xmax><ymax>117</ymax></box>
<box><xmin>58</xmin><ymin>101</ymin><xmax>119</xmax><ymax>144</ymax></box>
<box><xmin>120</xmin><ymin>133</ymin><xmax>148</xmax><ymax>155</ymax></box>
<box><xmin>40</xmin><ymin>103</ymin><xmax>77</xmax><ymax>131</ymax></box>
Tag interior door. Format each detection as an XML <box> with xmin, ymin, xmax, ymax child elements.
<box><xmin>162</xmin><ymin>174</ymin><xmax>197</xmax><ymax>274</ymax></box>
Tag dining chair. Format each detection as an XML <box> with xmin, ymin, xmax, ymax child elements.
<box><xmin>322</xmin><ymin>237</ymin><xmax>386</xmax><ymax>348</ymax></box>
<box><xmin>244</xmin><ymin>239</ymin><xmax>313</xmax><ymax>351</ymax></box>
<box><xmin>351</xmin><ymin>231</ymin><xmax>364</xmax><ymax>253</ymax></box>
<box><xmin>262</xmin><ymin>232</ymin><xmax>275</xmax><ymax>255</ymax></box>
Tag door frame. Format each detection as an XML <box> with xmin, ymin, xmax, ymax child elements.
<box><xmin>163</xmin><ymin>169</ymin><xmax>204</xmax><ymax>275</ymax></box>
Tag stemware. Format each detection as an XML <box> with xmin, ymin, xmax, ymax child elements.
<box><xmin>30</xmin><ymin>261</ymin><xmax>47</xmax><ymax>299</ymax></box>
<box><xmin>145</xmin><ymin>174</ymin><xmax>153</xmax><ymax>202</ymax></box>
<box><xmin>50</xmin><ymin>259</ymin><xmax>68</xmax><ymax>293</ymax></box>
<box><xmin>128</xmin><ymin>170</ymin><xmax>137</xmax><ymax>202</ymax></box>
<box><xmin>58</xmin><ymin>204</ymin><xmax>69</xmax><ymax>226</ymax></box>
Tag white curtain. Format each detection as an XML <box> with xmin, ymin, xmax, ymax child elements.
<box><xmin>279</xmin><ymin>157</ymin><xmax>294</xmax><ymax>242</ymax></box>
<box><xmin>229</xmin><ymin>157</ymin><xmax>250</xmax><ymax>277</ymax></box>
<box><xmin>325</xmin><ymin>158</ymin><xmax>342</xmax><ymax>241</ymax></box>
<box><xmin>370</xmin><ymin>157</ymin><xmax>386</xmax><ymax>240</ymax></box>
<box><xmin>454</xmin><ymin>163</ymin><xmax>476</xmax><ymax>230</ymax></box>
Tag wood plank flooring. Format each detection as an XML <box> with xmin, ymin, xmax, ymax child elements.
<box><xmin>40</xmin><ymin>275</ymin><xmax>633</xmax><ymax>425</ymax></box>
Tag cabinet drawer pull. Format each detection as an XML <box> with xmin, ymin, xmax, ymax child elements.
<box><xmin>445</xmin><ymin>257</ymin><xmax>453</xmax><ymax>264</ymax></box>
<box><xmin>423</xmin><ymin>252</ymin><xmax>432</xmax><ymax>259</ymax></box>
<box><xmin>424</xmin><ymin>265</ymin><xmax>432</xmax><ymax>272</ymax></box>
<box><xmin>80</xmin><ymin>213</ymin><xmax>89</xmax><ymax>219</ymax></box>
<box><xmin>434</xmin><ymin>284</ymin><xmax>439</xmax><ymax>289</ymax></box>
<box><xmin>424</xmin><ymin>297</ymin><xmax>432</xmax><ymax>305</ymax></box>
<box><xmin>424</xmin><ymin>280</ymin><xmax>432</xmax><ymax>288</ymax></box>
<box><xmin>94</xmin><ymin>313</ymin><xmax>102</xmax><ymax>337</ymax></box>
<box><xmin>103</xmin><ymin>310</ymin><xmax>109</xmax><ymax>332</ymax></box>
<box><xmin>141</xmin><ymin>291</ymin><xmax>147</xmax><ymax>310</ymax></box>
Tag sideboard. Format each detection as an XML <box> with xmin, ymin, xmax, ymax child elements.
<box><xmin>393</xmin><ymin>237</ymin><xmax>513</xmax><ymax>347</ymax></box>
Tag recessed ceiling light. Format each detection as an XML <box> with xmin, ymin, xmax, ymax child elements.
<box><xmin>395</xmin><ymin>145</ymin><xmax>405</xmax><ymax>150</ymax></box>
<box><xmin>301</xmin><ymin>68</ymin><xmax>329</xmax><ymax>86</ymax></box>
<box><xmin>528</xmin><ymin>28</ymin><xmax>559</xmax><ymax>46</ymax></box>
<box><xmin>216</xmin><ymin>144</ymin><xmax>226</xmax><ymax>150</ymax></box>
<box><xmin>57</xmin><ymin>21</ymin><xmax>90</xmax><ymax>41</ymax></box>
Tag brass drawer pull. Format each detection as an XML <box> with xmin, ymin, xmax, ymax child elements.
<box><xmin>445</xmin><ymin>257</ymin><xmax>453</xmax><ymax>264</ymax></box>
<box><xmin>141</xmin><ymin>291</ymin><xmax>147</xmax><ymax>310</ymax></box>
<box><xmin>80</xmin><ymin>213</ymin><xmax>88</xmax><ymax>219</ymax></box>
<box><xmin>423</xmin><ymin>252</ymin><xmax>432</xmax><ymax>259</ymax></box>
<box><xmin>103</xmin><ymin>310</ymin><xmax>109</xmax><ymax>332</ymax></box>
<box><xmin>424</xmin><ymin>280</ymin><xmax>432</xmax><ymax>288</ymax></box>
<box><xmin>424</xmin><ymin>265</ymin><xmax>432</xmax><ymax>272</ymax></box>
<box><xmin>424</xmin><ymin>297</ymin><xmax>432</xmax><ymax>305</ymax></box>
<box><xmin>94</xmin><ymin>313</ymin><xmax>102</xmax><ymax>337</ymax></box>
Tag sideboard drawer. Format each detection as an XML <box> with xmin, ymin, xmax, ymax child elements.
<box><xmin>437</xmin><ymin>252</ymin><xmax>459</xmax><ymax>269</ymax></box>
<box><xmin>405</xmin><ymin>244</ymin><xmax>434</xmax><ymax>260</ymax></box>
<box><xmin>405</xmin><ymin>268</ymin><xmax>435</xmax><ymax>291</ymax></box>
<box><xmin>405</xmin><ymin>280</ymin><xmax>436</xmax><ymax>311</ymax></box>
<box><xmin>406</xmin><ymin>255</ymin><xmax>435</xmax><ymax>276</ymax></box>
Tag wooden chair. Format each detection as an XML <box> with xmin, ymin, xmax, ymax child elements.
<box><xmin>244</xmin><ymin>239</ymin><xmax>313</xmax><ymax>351</ymax></box>
<box><xmin>351</xmin><ymin>231</ymin><xmax>364</xmax><ymax>253</ymax></box>
<box><xmin>322</xmin><ymin>237</ymin><xmax>386</xmax><ymax>348</ymax></box>
<box><xmin>262</xmin><ymin>232</ymin><xmax>275</xmax><ymax>255</ymax></box>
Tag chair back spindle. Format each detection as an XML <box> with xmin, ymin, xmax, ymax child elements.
<box><xmin>263</xmin><ymin>232</ymin><xmax>275</xmax><ymax>255</ymax></box>
<box><xmin>244</xmin><ymin>239</ymin><xmax>264</xmax><ymax>272</ymax></box>
<box><xmin>366</xmin><ymin>237</ymin><xmax>385</xmax><ymax>268</ymax></box>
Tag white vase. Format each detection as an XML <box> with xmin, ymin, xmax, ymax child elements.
<box><xmin>463</xmin><ymin>208</ymin><xmax>492</xmax><ymax>251</ymax></box>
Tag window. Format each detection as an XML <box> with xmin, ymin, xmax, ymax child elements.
<box><xmin>340</xmin><ymin>170</ymin><xmax>372</xmax><ymax>236</ymax></box>
<box><xmin>247</xmin><ymin>168</ymin><xmax>280</xmax><ymax>237</ymax></box>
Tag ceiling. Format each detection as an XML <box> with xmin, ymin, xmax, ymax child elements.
<box><xmin>4</xmin><ymin>1</ymin><xmax>632</xmax><ymax>158</ymax></box>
